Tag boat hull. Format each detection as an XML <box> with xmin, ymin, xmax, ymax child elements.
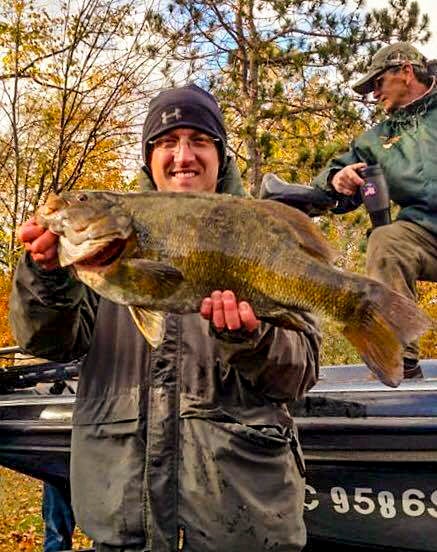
<box><xmin>0</xmin><ymin>394</ymin><xmax>72</xmax><ymax>486</ymax></box>
<box><xmin>295</xmin><ymin>360</ymin><xmax>437</xmax><ymax>551</ymax></box>
<box><xmin>1</xmin><ymin>360</ymin><xmax>437</xmax><ymax>550</ymax></box>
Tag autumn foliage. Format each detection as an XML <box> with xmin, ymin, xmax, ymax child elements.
<box><xmin>0</xmin><ymin>467</ymin><xmax>92</xmax><ymax>551</ymax></box>
<box><xmin>418</xmin><ymin>281</ymin><xmax>437</xmax><ymax>358</ymax></box>
<box><xmin>0</xmin><ymin>273</ymin><xmax>13</xmax><ymax>348</ymax></box>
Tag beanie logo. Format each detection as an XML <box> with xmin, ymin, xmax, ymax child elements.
<box><xmin>161</xmin><ymin>108</ymin><xmax>182</xmax><ymax>125</ymax></box>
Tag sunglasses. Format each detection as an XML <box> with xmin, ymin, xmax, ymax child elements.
<box><xmin>373</xmin><ymin>65</ymin><xmax>404</xmax><ymax>91</ymax></box>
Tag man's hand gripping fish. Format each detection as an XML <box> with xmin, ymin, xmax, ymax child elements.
<box><xmin>36</xmin><ymin>191</ymin><xmax>431</xmax><ymax>388</ymax></box>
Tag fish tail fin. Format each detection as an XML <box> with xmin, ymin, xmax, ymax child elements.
<box><xmin>343</xmin><ymin>281</ymin><xmax>430</xmax><ymax>388</ymax></box>
<box><xmin>343</xmin><ymin>314</ymin><xmax>403</xmax><ymax>387</ymax></box>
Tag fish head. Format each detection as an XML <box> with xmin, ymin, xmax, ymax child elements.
<box><xmin>36</xmin><ymin>191</ymin><xmax>133</xmax><ymax>267</ymax></box>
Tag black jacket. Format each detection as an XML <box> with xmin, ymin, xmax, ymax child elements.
<box><xmin>9</xmin><ymin>159</ymin><xmax>320</xmax><ymax>551</ymax></box>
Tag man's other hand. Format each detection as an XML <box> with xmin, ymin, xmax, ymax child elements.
<box><xmin>331</xmin><ymin>162</ymin><xmax>367</xmax><ymax>196</ymax></box>
<box><xmin>200</xmin><ymin>290</ymin><xmax>260</xmax><ymax>333</ymax></box>
<box><xmin>18</xmin><ymin>218</ymin><xmax>60</xmax><ymax>271</ymax></box>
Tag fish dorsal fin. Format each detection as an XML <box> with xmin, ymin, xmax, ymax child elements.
<box><xmin>129</xmin><ymin>306</ymin><xmax>166</xmax><ymax>348</ymax></box>
<box><xmin>119</xmin><ymin>259</ymin><xmax>184</xmax><ymax>297</ymax></box>
<box><xmin>253</xmin><ymin>199</ymin><xmax>337</xmax><ymax>264</ymax></box>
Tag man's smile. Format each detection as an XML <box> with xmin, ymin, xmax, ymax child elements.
<box><xmin>169</xmin><ymin>170</ymin><xmax>199</xmax><ymax>178</ymax></box>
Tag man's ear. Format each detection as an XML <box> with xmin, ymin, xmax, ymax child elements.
<box><xmin>402</xmin><ymin>63</ymin><xmax>415</xmax><ymax>85</ymax></box>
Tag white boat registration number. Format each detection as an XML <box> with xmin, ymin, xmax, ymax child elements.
<box><xmin>305</xmin><ymin>485</ymin><xmax>437</xmax><ymax>519</ymax></box>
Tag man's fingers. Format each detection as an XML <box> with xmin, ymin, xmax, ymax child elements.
<box><xmin>31</xmin><ymin>243</ymin><xmax>58</xmax><ymax>262</ymax></box>
<box><xmin>200</xmin><ymin>297</ymin><xmax>212</xmax><ymax>319</ymax></box>
<box><xmin>18</xmin><ymin>219</ymin><xmax>60</xmax><ymax>270</ymax></box>
<box><xmin>29</xmin><ymin>230</ymin><xmax>58</xmax><ymax>255</ymax></box>
<box><xmin>18</xmin><ymin>220</ymin><xmax>45</xmax><ymax>243</ymax></box>
<box><xmin>222</xmin><ymin>290</ymin><xmax>241</xmax><ymax>330</ymax></box>
<box><xmin>239</xmin><ymin>302</ymin><xmax>260</xmax><ymax>333</ymax></box>
<box><xmin>350</xmin><ymin>162</ymin><xmax>367</xmax><ymax>170</ymax></box>
<box><xmin>348</xmin><ymin>164</ymin><xmax>366</xmax><ymax>186</ymax></box>
<box><xmin>18</xmin><ymin>220</ymin><xmax>59</xmax><ymax>264</ymax></box>
<box><xmin>211</xmin><ymin>290</ymin><xmax>225</xmax><ymax>330</ymax></box>
<box><xmin>203</xmin><ymin>290</ymin><xmax>260</xmax><ymax>333</ymax></box>
<box><xmin>339</xmin><ymin>183</ymin><xmax>356</xmax><ymax>196</ymax></box>
<box><xmin>332</xmin><ymin>163</ymin><xmax>366</xmax><ymax>195</ymax></box>
<box><xmin>31</xmin><ymin>244</ymin><xmax>59</xmax><ymax>270</ymax></box>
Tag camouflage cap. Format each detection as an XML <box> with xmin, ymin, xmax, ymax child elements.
<box><xmin>352</xmin><ymin>42</ymin><xmax>427</xmax><ymax>95</ymax></box>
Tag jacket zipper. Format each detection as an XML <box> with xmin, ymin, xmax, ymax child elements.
<box><xmin>143</xmin><ymin>345</ymin><xmax>153</xmax><ymax>548</ymax></box>
<box><xmin>175</xmin><ymin>316</ymin><xmax>183</xmax><ymax>550</ymax></box>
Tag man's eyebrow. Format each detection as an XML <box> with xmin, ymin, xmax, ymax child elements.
<box><xmin>165</xmin><ymin>130</ymin><xmax>208</xmax><ymax>138</ymax></box>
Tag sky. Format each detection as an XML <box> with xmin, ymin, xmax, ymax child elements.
<box><xmin>364</xmin><ymin>0</ymin><xmax>436</xmax><ymax>59</ymax></box>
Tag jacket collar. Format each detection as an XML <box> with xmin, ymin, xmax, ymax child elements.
<box><xmin>390</xmin><ymin>81</ymin><xmax>437</xmax><ymax>119</ymax></box>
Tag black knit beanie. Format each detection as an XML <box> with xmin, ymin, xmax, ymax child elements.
<box><xmin>142</xmin><ymin>84</ymin><xmax>227</xmax><ymax>170</ymax></box>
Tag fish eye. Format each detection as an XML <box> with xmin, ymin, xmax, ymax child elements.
<box><xmin>78</xmin><ymin>193</ymin><xmax>88</xmax><ymax>202</ymax></box>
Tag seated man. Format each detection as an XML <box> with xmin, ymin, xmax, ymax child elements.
<box><xmin>9</xmin><ymin>84</ymin><xmax>320</xmax><ymax>551</ymax></box>
<box><xmin>313</xmin><ymin>42</ymin><xmax>437</xmax><ymax>379</ymax></box>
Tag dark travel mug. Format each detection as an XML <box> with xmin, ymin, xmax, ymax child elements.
<box><xmin>360</xmin><ymin>164</ymin><xmax>391</xmax><ymax>228</ymax></box>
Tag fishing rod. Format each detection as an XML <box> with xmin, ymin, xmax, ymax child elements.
<box><xmin>0</xmin><ymin>346</ymin><xmax>80</xmax><ymax>394</ymax></box>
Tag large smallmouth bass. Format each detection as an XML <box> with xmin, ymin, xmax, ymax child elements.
<box><xmin>36</xmin><ymin>190</ymin><xmax>430</xmax><ymax>388</ymax></box>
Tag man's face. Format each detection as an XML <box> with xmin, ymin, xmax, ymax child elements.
<box><xmin>150</xmin><ymin>128</ymin><xmax>220</xmax><ymax>193</ymax></box>
<box><xmin>372</xmin><ymin>65</ymin><xmax>411</xmax><ymax>112</ymax></box>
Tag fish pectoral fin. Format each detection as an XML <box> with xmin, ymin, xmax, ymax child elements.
<box><xmin>129</xmin><ymin>306</ymin><xmax>165</xmax><ymax>348</ymax></box>
<box><xmin>120</xmin><ymin>258</ymin><xmax>183</xmax><ymax>296</ymax></box>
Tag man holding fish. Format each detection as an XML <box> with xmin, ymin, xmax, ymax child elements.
<box><xmin>10</xmin><ymin>85</ymin><xmax>321</xmax><ymax>551</ymax></box>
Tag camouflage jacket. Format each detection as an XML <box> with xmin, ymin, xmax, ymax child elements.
<box><xmin>313</xmin><ymin>86</ymin><xmax>437</xmax><ymax>237</ymax></box>
<box><xmin>9</xmin><ymin>158</ymin><xmax>320</xmax><ymax>552</ymax></box>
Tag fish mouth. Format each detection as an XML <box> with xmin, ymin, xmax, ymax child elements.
<box><xmin>74</xmin><ymin>238</ymin><xmax>127</xmax><ymax>268</ymax></box>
